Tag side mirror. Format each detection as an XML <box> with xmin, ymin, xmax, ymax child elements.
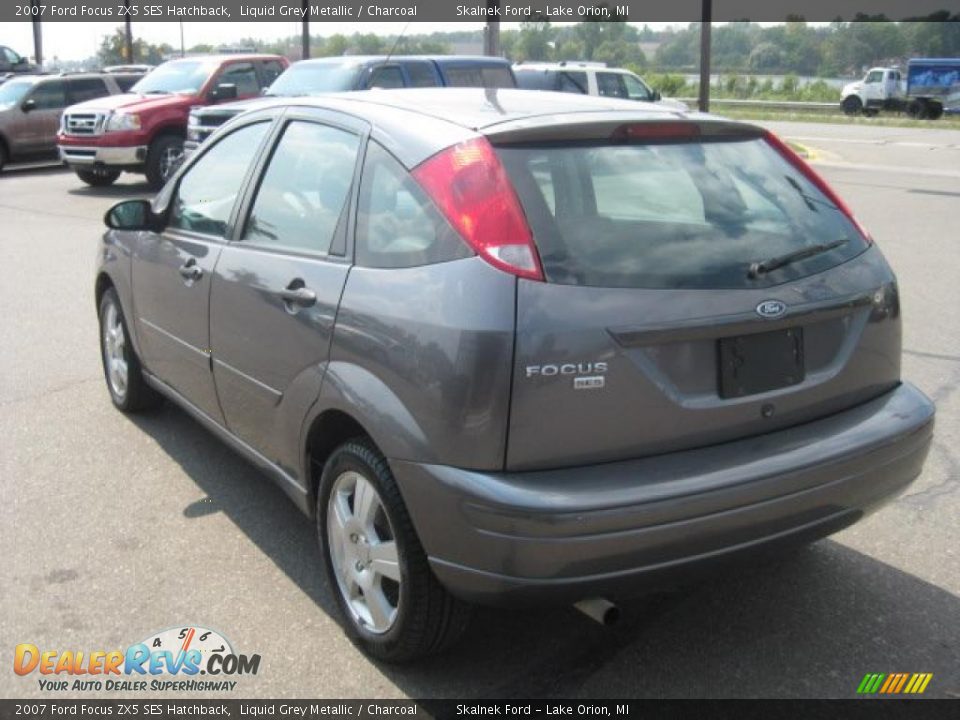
<box><xmin>21</xmin><ymin>98</ymin><xmax>36</xmax><ymax>112</ymax></box>
<box><xmin>104</xmin><ymin>200</ymin><xmax>160</xmax><ymax>231</ymax></box>
<box><xmin>651</xmin><ymin>89</ymin><xmax>662</xmax><ymax>101</ymax></box>
<box><xmin>209</xmin><ymin>82</ymin><xmax>237</xmax><ymax>101</ymax></box>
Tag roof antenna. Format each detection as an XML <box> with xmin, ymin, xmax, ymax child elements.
<box><xmin>384</xmin><ymin>21</ymin><xmax>412</xmax><ymax>65</ymax></box>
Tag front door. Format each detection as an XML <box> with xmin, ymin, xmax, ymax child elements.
<box><xmin>131</xmin><ymin>120</ymin><xmax>272</xmax><ymax>422</ymax></box>
<box><xmin>17</xmin><ymin>80</ymin><xmax>66</xmax><ymax>153</ymax></box>
<box><xmin>210</xmin><ymin>111</ymin><xmax>364</xmax><ymax>469</ymax></box>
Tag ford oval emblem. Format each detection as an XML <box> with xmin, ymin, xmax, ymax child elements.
<box><xmin>756</xmin><ymin>300</ymin><xmax>787</xmax><ymax>319</ymax></box>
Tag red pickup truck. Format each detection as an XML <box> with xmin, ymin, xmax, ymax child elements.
<box><xmin>58</xmin><ymin>54</ymin><xmax>287</xmax><ymax>189</ymax></box>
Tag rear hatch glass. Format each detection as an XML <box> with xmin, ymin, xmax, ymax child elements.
<box><xmin>498</xmin><ymin>136</ymin><xmax>869</xmax><ymax>289</ymax></box>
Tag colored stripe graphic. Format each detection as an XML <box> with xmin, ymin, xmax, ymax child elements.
<box><xmin>858</xmin><ymin>673</ymin><xmax>932</xmax><ymax>694</ymax></box>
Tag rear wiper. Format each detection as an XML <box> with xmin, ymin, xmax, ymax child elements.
<box><xmin>748</xmin><ymin>238</ymin><xmax>848</xmax><ymax>279</ymax></box>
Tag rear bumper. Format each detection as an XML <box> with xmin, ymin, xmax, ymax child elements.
<box><xmin>58</xmin><ymin>144</ymin><xmax>147</xmax><ymax>167</ymax></box>
<box><xmin>392</xmin><ymin>382</ymin><xmax>934</xmax><ymax>605</ymax></box>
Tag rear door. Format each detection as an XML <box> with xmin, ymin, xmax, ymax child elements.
<box><xmin>496</xmin><ymin>122</ymin><xmax>899</xmax><ymax>470</ymax></box>
<box><xmin>209</xmin><ymin>109</ymin><xmax>364</xmax><ymax>465</ymax></box>
<box><xmin>132</xmin><ymin>119</ymin><xmax>273</xmax><ymax>422</ymax></box>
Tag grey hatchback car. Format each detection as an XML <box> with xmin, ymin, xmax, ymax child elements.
<box><xmin>97</xmin><ymin>89</ymin><xmax>935</xmax><ymax>661</ymax></box>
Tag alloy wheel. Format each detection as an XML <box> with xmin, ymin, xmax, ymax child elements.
<box><xmin>102</xmin><ymin>302</ymin><xmax>128</xmax><ymax>399</ymax></box>
<box><xmin>326</xmin><ymin>470</ymin><xmax>401</xmax><ymax>634</ymax></box>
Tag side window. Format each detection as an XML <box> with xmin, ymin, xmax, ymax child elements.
<box><xmin>260</xmin><ymin>60</ymin><xmax>285</xmax><ymax>87</ymax></box>
<box><xmin>403</xmin><ymin>61</ymin><xmax>439</xmax><ymax>88</ymax></box>
<box><xmin>169</xmin><ymin>122</ymin><xmax>270</xmax><ymax>237</ymax></box>
<box><xmin>623</xmin><ymin>74</ymin><xmax>652</xmax><ymax>101</ymax></box>
<box><xmin>68</xmin><ymin>78</ymin><xmax>109</xmax><ymax>103</ymax></box>
<box><xmin>218</xmin><ymin>63</ymin><xmax>259</xmax><ymax>96</ymax></box>
<box><xmin>3</xmin><ymin>47</ymin><xmax>20</xmax><ymax>64</ymax></box>
<box><xmin>865</xmin><ymin>70</ymin><xmax>883</xmax><ymax>84</ymax></box>
<box><xmin>29</xmin><ymin>81</ymin><xmax>67</xmax><ymax>110</ymax></box>
<box><xmin>443</xmin><ymin>66</ymin><xmax>514</xmax><ymax>88</ymax></box>
<box><xmin>557</xmin><ymin>71</ymin><xmax>588</xmax><ymax>94</ymax></box>
<box><xmin>243</xmin><ymin>121</ymin><xmax>360</xmax><ymax>254</ymax></box>
<box><xmin>368</xmin><ymin>66</ymin><xmax>404</xmax><ymax>89</ymax></box>
<box><xmin>356</xmin><ymin>142</ymin><xmax>471</xmax><ymax>269</ymax></box>
<box><xmin>597</xmin><ymin>73</ymin><xmax>628</xmax><ymax>98</ymax></box>
<box><xmin>113</xmin><ymin>75</ymin><xmax>141</xmax><ymax>92</ymax></box>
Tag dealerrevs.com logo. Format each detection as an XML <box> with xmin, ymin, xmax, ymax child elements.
<box><xmin>14</xmin><ymin>625</ymin><xmax>260</xmax><ymax>693</ymax></box>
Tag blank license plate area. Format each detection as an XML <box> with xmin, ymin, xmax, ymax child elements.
<box><xmin>718</xmin><ymin>328</ymin><xmax>804</xmax><ymax>399</ymax></box>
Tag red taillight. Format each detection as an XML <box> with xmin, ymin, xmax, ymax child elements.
<box><xmin>412</xmin><ymin>137</ymin><xmax>543</xmax><ymax>281</ymax></box>
<box><xmin>763</xmin><ymin>130</ymin><xmax>874</xmax><ymax>244</ymax></box>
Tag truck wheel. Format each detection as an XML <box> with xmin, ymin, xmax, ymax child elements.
<box><xmin>927</xmin><ymin>102</ymin><xmax>944</xmax><ymax>120</ymax></box>
<box><xmin>318</xmin><ymin>439</ymin><xmax>472</xmax><ymax>662</ymax></box>
<box><xmin>145</xmin><ymin>135</ymin><xmax>184</xmax><ymax>190</ymax></box>
<box><xmin>76</xmin><ymin>168</ymin><xmax>121</xmax><ymax>187</ymax></box>
<box><xmin>842</xmin><ymin>96</ymin><xmax>862</xmax><ymax>116</ymax></box>
<box><xmin>906</xmin><ymin>100</ymin><xmax>921</xmax><ymax>118</ymax></box>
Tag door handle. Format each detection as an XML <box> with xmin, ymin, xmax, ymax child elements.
<box><xmin>178</xmin><ymin>259</ymin><xmax>203</xmax><ymax>281</ymax></box>
<box><xmin>278</xmin><ymin>285</ymin><xmax>316</xmax><ymax>308</ymax></box>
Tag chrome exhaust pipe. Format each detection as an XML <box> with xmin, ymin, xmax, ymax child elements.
<box><xmin>574</xmin><ymin>597</ymin><xmax>620</xmax><ymax>626</ymax></box>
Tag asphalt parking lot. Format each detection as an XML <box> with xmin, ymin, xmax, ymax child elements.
<box><xmin>1</xmin><ymin>120</ymin><xmax>958</xmax><ymax>700</ymax></box>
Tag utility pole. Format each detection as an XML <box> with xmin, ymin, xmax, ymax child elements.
<box><xmin>483</xmin><ymin>0</ymin><xmax>500</xmax><ymax>56</ymax></box>
<box><xmin>30</xmin><ymin>0</ymin><xmax>43</xmax><ymax>68</ymax></box>
<box><xmin>302</xmin><ymin>0</ymin><xmax>311</xmax><ymax>59</ymax></box>
<box><xmin>698</xmin><ymin>0</ymin><xmax>712</xmax><ymax>112</ymax></box>
<box><xmin>180</xmin><ymin>22</ymin><xmax>185</xmax><ymax>57</ymax></box>
<box><xmin>124</xmin><ymin>0</ymin><xmax>134</xmax><ymax>63</ymax></box>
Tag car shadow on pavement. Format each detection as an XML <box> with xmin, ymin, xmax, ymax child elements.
<box><xmin>129</xmin><ymin>403</ymin><xmax>959</xmax><ymax>700</ymax></box>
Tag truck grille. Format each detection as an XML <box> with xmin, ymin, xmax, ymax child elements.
<box><xmin>63</xmin><ymin>112</ymin><xmax>106</xmax><ymax>136</ymax></box>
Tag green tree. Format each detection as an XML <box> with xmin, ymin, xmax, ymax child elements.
<box><xmin>97</xmin><ymin>28</ymin><xmax>172</xmax><ymax>66</ymax></box>
<box><xmin>516</xmin><ymin>18</ymin><xmax>554</xmax><ymax>62</ymax></box>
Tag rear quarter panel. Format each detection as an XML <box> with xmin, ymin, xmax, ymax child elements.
<box><xmin>319</xmin><ymin>257</ymin><xmax>516</xmax><ymax>470</ymax></box>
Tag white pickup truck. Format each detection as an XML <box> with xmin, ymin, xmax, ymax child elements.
<box><xmin>841</xmin><ymin>58</ymin><xmax>960</xmax><ymax>120</ymax></box>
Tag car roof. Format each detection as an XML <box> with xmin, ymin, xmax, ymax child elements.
<box><xmin>209</xmin><ymin>87</ymin><xmax>753</xmax><ymax>173</ymax></box>
<box><xmin>293</xmin><ymin>55</ymin><xmax>512</xmax><ymax>67</ymax></box>
<box><xmin>4</xmin><ymin>73</ymin><xmax>115</xmax><ymax>84</ymax></box>
<box><xmin>314</xmin><ymin>87</ymin><xmax>684</xmax><ymax>131</ymax></box>
<box><xmin>164</xmin><ymin>54</ymin><xmax>282</xmax><ymax>64</ymax></box>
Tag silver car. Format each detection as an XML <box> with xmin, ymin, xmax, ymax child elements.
<box><xmin>96</xmin><ymin>89</ymin><xmax>935</xmax><ymax>661</ymax></box>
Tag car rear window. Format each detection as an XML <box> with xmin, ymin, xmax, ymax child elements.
<box><xmin>497</xmin><ymin>136</ymin><xmax>870</xmax><ymax>289</ymax></box>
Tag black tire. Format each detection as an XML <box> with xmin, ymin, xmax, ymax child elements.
<box><xmin>317</xmin><ymin>439</ymin><xmax>472</xmax><ymax>662</ymax></box>
<box><xmin>906</xmin><ymin>100</ymin><xmax>922</xmax><ymax>119</ymax></box>
<box><xmin>76</xmin><ymin>168</ymin><xmax>121</xmax><ymax>187</ymax></box>
<box><xmin>927</xmin><ymin>102</ymin><xmax>944</xmax><ymax>120</ymax></box>
<box><xmin>842</xmin><ymin>95</ymin><xmax>862</xmax><ymax>116</ymax></box>
<box><xmin>145</xmin><ymin>134</ymin><xmax>184</xmax><ymax>190</ymax></box>
<box><xmin>98</xmin><ymin>288</ymin><xmax>162</xmax><ymax>412</ymax></box>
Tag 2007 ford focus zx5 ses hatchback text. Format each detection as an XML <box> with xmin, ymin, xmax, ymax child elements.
<box><xmin>96</xmin><ymin>89</ymin><xmax>935</xmax><ymax>661</ymax></box>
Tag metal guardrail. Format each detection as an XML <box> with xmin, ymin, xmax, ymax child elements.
<box><xmin>676</xmin><ymin>98</ymin><xmax>839</xmax><ymax>112</ymax></box>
